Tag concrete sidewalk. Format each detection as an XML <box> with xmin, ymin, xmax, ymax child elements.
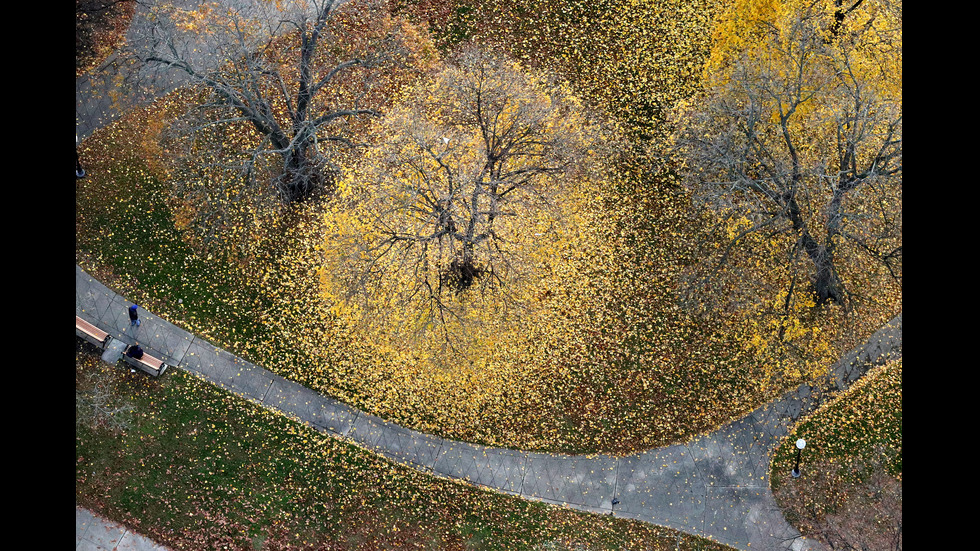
<box><xmin>76</xmin><ymin>264</ymin><xmax>902</xmax><ymax>550</ymax></box>
<box><xmin>75</xmin><ymin>4</ymin><xmax>901</xmax><ymax>546</ymax></box>
<box><xmin>77</xmin><ymin>506</ymin><xmax>169</xmax><ymax>551</ymax></box>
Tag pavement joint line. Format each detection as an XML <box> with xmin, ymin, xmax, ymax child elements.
<box><xmin>76</xmin><ymin>122</ymin><xmax>900</xmax><ymax>551</ymax></box>
<box><xmin>517</xmin><ymin>450</ymin><xmax>528</xmax><ymax>501</ymax></box>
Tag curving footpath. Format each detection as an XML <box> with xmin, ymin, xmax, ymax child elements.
<box><xmin>76</xmin><ymin>2</ymin><xmax>901</xmax><ymax>548</ymax></box>
<box><xmin>76</xmin><ymin>265</ymin><xmax>902</xmax><ymax>550</ymax></box>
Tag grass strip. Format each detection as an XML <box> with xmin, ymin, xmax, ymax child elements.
<box><xmin>77</xmin><ymin>344</ymin><xmax>733</xmax><ymax>550</ymax></box>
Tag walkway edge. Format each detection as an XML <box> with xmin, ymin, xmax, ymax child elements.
<box><xmin>77</xmin><ymin>264</ymin><xmax>901</xmax><ymax>551</ymax></box>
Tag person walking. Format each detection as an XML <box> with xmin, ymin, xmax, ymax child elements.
<box><xmin>129</xmin><ymin>304</ymin><xmax>141</xmax><ymax>327</ymax></box>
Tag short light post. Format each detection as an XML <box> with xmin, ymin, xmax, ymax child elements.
<box><xmin>791</xmin><ymin>438</ymin><xmax>806</xmax><ymax>478</ymax></box>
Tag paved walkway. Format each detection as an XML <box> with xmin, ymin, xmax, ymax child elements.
<box><xmin>76</xmin><ymin>265</ymin><xmax>902</xmax><ymax>550</ymax></box>
<box><xmin>77</xmin><ymin>506</ymin><xmax>165</xmax><ymax>551</ymax></box>
<box><xmin>76</xmin><ymin>2</ymin><xmax>902</xmax><ymax>548</ymax></box>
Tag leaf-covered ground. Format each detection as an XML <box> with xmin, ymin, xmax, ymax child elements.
<box><xmin>77</xmin><ymin>0</ymin><xmax>900</xmax><ymax>546</ymax></box>
<box><xmin>76</xmin><ymin>0</ymin><xmax>136</xmax><ymax>76</ymax></box>
<box><xmin>76</xmin><ymin>342</ymin><xmax>734</xmax><ymax>550</ymax></box>
<box><xmin>76</xmin><ymin>0</ymin><xmax>901</xmax><ymax>456</ymax></box>
<box><xmin>770</xmin><ymin>359</ymin><xmax>902</xmax><ymax>548</ymax></box>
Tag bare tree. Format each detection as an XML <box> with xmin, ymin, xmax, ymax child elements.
<box><xmin>135</xmin><ymin>0</ymin><xmax>424</xmax><ymax>204</ymax></box>
<box><xmin>672</xmin><ymin>8</ymin><xmax>901</xmax><ymax>310</ymax></box>
<box><xmin>327</xmin><ymin>45</ymin><xmax>606</xmax><ymax>344</ymax></box>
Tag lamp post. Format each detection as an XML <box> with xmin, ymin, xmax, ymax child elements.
<box><xmin>791</xmin><ymin>438</ymin><xmax>806</xmax><ymax>478</ymax></box>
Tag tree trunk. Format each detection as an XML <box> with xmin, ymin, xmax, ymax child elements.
<box><xmin>281</xmin><ymin>145</ymin><xmax>319</xmax><ymax>203</ymax></box>
<box><xmin>810</xmin><ymin>244</ymin><xmax>843</xmax><ymax>306</ymax></box>
<box><xmin>787</xmin><ymin>195</ymin><xmax>844</xmax><ymax>306</ymax></box>
<box><xmin>444</xmin><ymin>242</ymin><xmax>482</xmax><ymax>292</ymax></box>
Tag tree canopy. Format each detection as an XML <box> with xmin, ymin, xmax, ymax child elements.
<box><xmin>140</xmin><ymin>0</ymin><xmax>435</xmax><ymax>207</ymax></box>
<box><xmin>672</xmin><ymin>0</ymin><xmax>902</xmax><ymax>313</ymax></box>
<box><xmin>320</xmin><ymin>45</ymin><xmax>611</xmax><ymax>350</ymax></box>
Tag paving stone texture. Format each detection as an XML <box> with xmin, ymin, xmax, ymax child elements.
<box><xmin>76</xmin><ymin>2</ymin><xmax>901</xmax><ymax>547</ymax></box>
<box><xmin>77</xmin><ymin>265</ymin><xmax>901</xmax><ymax>550</ymax></box>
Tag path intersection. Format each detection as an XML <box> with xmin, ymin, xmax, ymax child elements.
<box><xmin>77</xmin><ymin>2</ymin><xmax>901</xmax><ymax>546</ymax></box>
<box><xmin>77</xmin><ymin>265</ymin><xmax>902</xmax><ymax>550</ymax></box>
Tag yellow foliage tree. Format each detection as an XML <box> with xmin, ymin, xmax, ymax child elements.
<box><xmin>666</xmin><ymin>0</ymin><xmax>902</xmax><ymax>386</ymax></box>
<box><xmin>673</xmin><ymin>0</ymin><xmax>902</xmax><ymax>308</ymax></box>
<box><xmin>322</xmin><ymin>45</ymin><xmax>611</xmax><ymax>352</ymax></box>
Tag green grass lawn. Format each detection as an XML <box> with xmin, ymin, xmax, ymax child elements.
<box><xmin>77</xmin><ymin>0</ymin><xmax>899</xmax><ymax>547</ymax></box>
<box><xmin>76</xmin><ymin>342</ymin><xmax>733</xmax><ymax>550</ymax></box>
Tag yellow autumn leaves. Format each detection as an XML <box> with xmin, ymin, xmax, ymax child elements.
<box><xmin>78</xmin><ymin>0</ymin><xmax>901</xmax><ymax>455</ymax></box>
<box><xmin>312</xmin><ymin>49</ymin><xmax>622</xmax><ymax>444</ymax></box>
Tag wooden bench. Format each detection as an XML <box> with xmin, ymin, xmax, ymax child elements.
<box><xmin>122</xmin><ymin>345</ymin><xmax>169</xmax><ymax>378</ymax></box>
<box><xmin>76</xmin><ymin>315</ymin><xmax>111</xmax><ymax>349</ymax></box>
